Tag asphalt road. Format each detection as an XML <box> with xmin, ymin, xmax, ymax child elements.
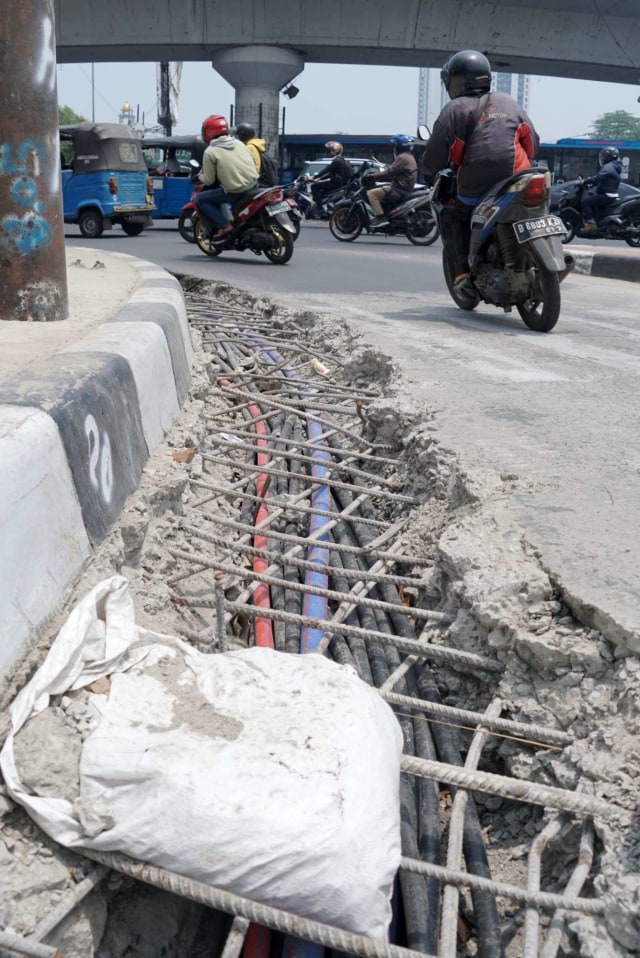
<box><xmin>67</xmin><ymin>220</ymin><xmax>640</xmax><ymax>650</ymax></box>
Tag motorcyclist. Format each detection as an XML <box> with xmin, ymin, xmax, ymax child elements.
<box><xmin>196</xmin><ymin>114</ymin><xmax>258</xmax><ymax>240</ymax></box>
<box><xmin>307</xmin><ymin>141</ymin><xmax>350</xmax><ymax>210</ymax></box>
<box><xmin>235</xmin><ymin>122</ymin><xmax>266</xmax><ymax>179</ymax></box>
<box><xmin>421</xmin><ymin>49</ymin><xmax>540</xmax><ymax>292</ymax></box>
<box><xmin>581</xmin><ymin>147</ymin><xmax>622</xmax><ymax>231</ymax></box>
<box><xmin>365</xmin><ymin>135</ymin><xmax>417</xmax><ymax>227</ymax></box>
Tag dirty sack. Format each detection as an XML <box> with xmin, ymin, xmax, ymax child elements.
<box><xmin>0</xmin><ymin>576</ymin><xmax>403</xmax><ymax>939</ymax></box>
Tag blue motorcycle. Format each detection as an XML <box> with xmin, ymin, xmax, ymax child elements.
<box><xmin>432</xmin><ymin>166</ymin><xmax>575</xmax><ymax>332</ymax></box>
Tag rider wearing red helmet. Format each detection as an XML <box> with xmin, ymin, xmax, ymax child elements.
<box><xmin>308</xmin><ymin>141</ymin><xmax>351</xmax><ymax>211</ymax></box>
<box><xmin>197</xmin><ymin>114</ymin><xmax>258</xmax><ymax>239</ymax></box>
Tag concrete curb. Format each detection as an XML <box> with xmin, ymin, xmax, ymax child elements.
<box><xmin>570</xmin><ymin>249</ymin><xmax>640</xmax><ymax>283</ymax></box>
<box><xmin>0</xmin><ymin>253</ymin><xmax>193</xmax><ymax>679</ymax></box>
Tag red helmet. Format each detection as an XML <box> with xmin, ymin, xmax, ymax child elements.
<box><xmin>201</xmin><ymin>115</ymin><xmax>230</xmax><ymax>143</ymax></box>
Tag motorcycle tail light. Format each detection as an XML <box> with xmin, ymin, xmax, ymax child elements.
<box><xmin>519</xmin><ymin>173</ymin><xmax>550</xmax><ymax>207</ymax></box>
<box><xmin>108</xmin><ymin>176</ymin><xmax>118</xmax><ymax>195</ymax></box>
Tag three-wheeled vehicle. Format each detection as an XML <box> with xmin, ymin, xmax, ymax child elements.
<box><xmin>60</xmin><ymin>123</ymin><xmax>156</xmax><ymax>238</ymax></box>
<box><xmin>141</xmin><ymin>135</ymin><xmax>205</xmax><ymax>231</ymax></box>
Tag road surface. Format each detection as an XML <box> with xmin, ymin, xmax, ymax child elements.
<box><xmin>67</xmin><ymin>221</ymin><xmax>640</xmax><ymax>649</ymax></box>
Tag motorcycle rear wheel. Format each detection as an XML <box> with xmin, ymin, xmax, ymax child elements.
<box><xmin>264</xmin><ymin>225</ymin><xmax>294</xmax><ymax>265</ymax></box>
<box><xmin>405</xmin><ymin>208</ymin><xmax>440</xmax><ymax>246</ymax></box>
<box><xmin>178</xmin><ymin>210</ymin><xmax>196</xmax><ymax>243</ymax></box>
<box><xmin>559</xmin><ymin>211</ymin><xmax>579</xmax><ymax>244</ymax></box>
<box><xmin>442</xmin><ymin>251</ymin><xmax>480</xmax><ymax>311</ymax></box>
<box><xmin>329</xmin><ymin>207</ymin><xmax>363</xmax><ymax>242</ymax></box>
<box><xmin>515</xmin><ymin>246</ymin><xmax>561</xmax><ymax>333</ymax></box>
<box><xmin>624</xmin><ymin>216</ymin><xmax>640</xmax><ymax>247</ymax></box>
<box><xmin>194</xmin><ymin>219</ymin><xmax>223</xmax><ymax>257</ymax></box>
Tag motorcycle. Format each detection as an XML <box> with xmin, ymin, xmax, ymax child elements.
<box><xmin>552</xmin><ymin>177</ymin><xmax>640</xmax><ymax>246</ymax></box>
<box><xmin>431</xmin><ymin>165</ymin><xmax>575</xmax><ymax>332</ymax></box>
<box><xmin>301</xmin><ymin>168</ymin><xmax>363</xmax><ymax>220</ymax></box>
<box><xmin>329</xmin><ymin>170</ymin><xmax>439</xmax><ymax>246</ymax></box>
<box><xmin>182</xmin><ymin>168</ymin><xmax>301</xmax><ymax>245</ymax></box>
<box><xmin>178</xmin><ymin>178</ymin><xmax>200</xmax><ymax>243</ymax></box>
<box><xmin>192</xmin><ymin>181</ymin><xmax>296</xmax><ymax>265</ymax></box>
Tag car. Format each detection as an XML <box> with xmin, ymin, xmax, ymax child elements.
<box><xmin>298</xmin><ymin>157</ymin><xmax>386</xmax><ymax>193</ymax></box>
<box><xmin>550</xmin><ymin>177</ymin><xmax>640</xmax><ymax>213</ymax></box>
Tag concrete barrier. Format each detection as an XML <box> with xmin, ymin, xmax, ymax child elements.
<box><xmin>0</xmin><ymin>251</ymin><xmax>192</xmax><ymax>681</ymax></box>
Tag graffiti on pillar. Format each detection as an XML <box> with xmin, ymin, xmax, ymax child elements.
<box><xmin>33</xmin><ymin>14</ymin><xmax>56</xmax><ymax>93</ymax></box>
<box><xmin>0</xmin><ymin>12</ymin><xmax>57</xmax><ymax>257</ymax></box>
<box><xmin>0</xmin><ymin>138</ymin><xmax>52</xmax><ymax>255</ymax></box>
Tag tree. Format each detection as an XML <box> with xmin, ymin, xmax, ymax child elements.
<box><xmin>589</xmin><ymin>111</ymin><xmax>640</xmax><ymax>140</ymax></box>
<box><xmin>58</xmin><ymin>105</ymin><xmax>86</xmax><ymax>125</ymax></box>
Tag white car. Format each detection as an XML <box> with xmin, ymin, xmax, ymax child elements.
<box><xmin>298</xmin><ymin>157</ymin><xmax>386</xmax><ymax>193</ymax></box>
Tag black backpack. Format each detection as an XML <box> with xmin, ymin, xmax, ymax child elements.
<box><xmin>341</xmin><ymin>158</ymin><xmax>353</xmax><ymax>184</ymax></box>
<box><xmin>259</xmin><ymin>152</ymin><xmax>278</xmax><ymax>186</ymax></box>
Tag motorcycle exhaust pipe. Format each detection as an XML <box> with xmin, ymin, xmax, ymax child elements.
<box><xmin>558</xmin><ymin>253</ymin><xmax>576</xmax><ymax>283</ymax></box>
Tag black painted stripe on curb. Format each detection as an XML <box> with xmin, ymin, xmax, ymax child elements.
<box><xmin>589</xmin><ymin>254</ymin><xmax>640</xmax><ymax>283</ymax></box>
<box><xmin>0</xmin><ymin>352</ymin><xmax>147</xmax><ymax>545</ymax></box>
<box><xmin>110</xmin><ymin>299</ymin><xmax>192</xmax><ymax>405</ymax></box>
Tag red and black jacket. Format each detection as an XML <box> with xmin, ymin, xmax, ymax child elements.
<box><xmin>421</xmin><ymin>91</ymin><xmax>540</xmax><ymax>200</ymax></box>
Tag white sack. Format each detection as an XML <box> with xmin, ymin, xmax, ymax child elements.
<box><xmin>0</xmin><ymin>576</ymin><xmax>403</xmax><ymax>938</ymax></box>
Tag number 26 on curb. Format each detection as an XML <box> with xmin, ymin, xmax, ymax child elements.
<box><xmin>85</xmin><ymin>414</ymin><xmax>113</xmax><ymax>504</ymax></box>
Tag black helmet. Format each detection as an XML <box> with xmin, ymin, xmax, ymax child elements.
<box><xmin>599</xmin><ymin>147</ymin><xmax>620</xmax><ymax>166</ymax></box>
<box><xmin>441</xmin><ymin>50</ymin><xmax>492</xmax><ymax>99</ymax></box>
<box><xmin>235</xmin><ymin>122</ymin><xmax>256</xmax><ymax>142</ymax></box>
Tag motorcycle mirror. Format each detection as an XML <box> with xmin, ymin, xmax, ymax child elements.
<box><xmin>417</xmin><ymin>124</ymin><xmax>430</xmax><ymax>141</ymax></box>
<box><xmin>189</xmin><ymin>158</ymin><xmax>200</xmax><ymax>170</ymax></box>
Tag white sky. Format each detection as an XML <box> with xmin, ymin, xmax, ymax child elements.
<box><xmin>56</xmin><ymin>60</ymin><xmax>640</xmax><ymax>144</ymax></box>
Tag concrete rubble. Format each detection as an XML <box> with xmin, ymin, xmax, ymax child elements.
<box><xmin>0</xmin><ymin>280</ymin><xmax>638</xmax><ymax>957</ymax></box>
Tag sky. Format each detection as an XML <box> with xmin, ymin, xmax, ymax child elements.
<box><xmin>56</xmin><ymin>60</ymin><xmax>640</xmax><ymax>144</ymax></box>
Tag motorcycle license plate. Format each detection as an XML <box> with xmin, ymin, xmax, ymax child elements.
<box><xmin>513</xmin><ymin>215</ymin><xmax>565</xmax><ymax>243</ymax></box>
<box><xmin>266</xmin><ymin>201</ymin><xmax>290</xmax><ymax>215</ymax></box>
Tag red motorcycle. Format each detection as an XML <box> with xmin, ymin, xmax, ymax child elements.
<box><xmin>178</xmin><ymin>183</ymin><xmax>199</xmax><ymax>243</ymax></box>
<box><xmin>188</xmin><ymin>180</ymin><xmax>295</xmax><ymax>264</ymax></box>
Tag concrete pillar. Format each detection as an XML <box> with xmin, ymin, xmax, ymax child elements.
<box><xmin>0</xmin><ymin>0</ymin><xmax>68</xmax><ymax>321</ymax></box>
<box><xmin>211</xmin><ymin>46</ymin><xmax>304</xmax><ymax>158</ymax></box>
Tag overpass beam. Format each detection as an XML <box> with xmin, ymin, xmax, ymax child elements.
<box><xmin>211</xmin><ymin>46</ymin><xmax>304</xmax><ymax>157</ymax></box>
<box><xmin>0</xmin><ymin>0</ymin><xmax>68</xmax><ymax>321</ymax></box>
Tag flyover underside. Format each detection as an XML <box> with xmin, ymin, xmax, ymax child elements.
<box><xmin>54</xmin><ymin>0</ymin><xmax>640</xmax><ymax>85</ymax></box>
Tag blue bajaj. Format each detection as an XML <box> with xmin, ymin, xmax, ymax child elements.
<box><xmin>60</xmin><ymin>123</ymin><xmax>155</xmax><ymax>238</ymax></box>
<box><xmin>433</xmin><ymin>167</ymin><xmax>575</xmax><ymax>332</ymax></box>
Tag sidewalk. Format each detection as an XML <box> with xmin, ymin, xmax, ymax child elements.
<box><xmin>570</xmin><ymin>243</ymin><xmax>640</xmax><ymax>282</ymax></box>
<box><xmin>0</xmin><ymin>248</ymin><xmax>192</xmax><ymax>682</ymax></box>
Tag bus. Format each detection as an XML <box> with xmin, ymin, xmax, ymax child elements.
<box><xmin>538</xmin><ymin>138</ymin><xmax>640</xmax><ymax>186</ymax></box>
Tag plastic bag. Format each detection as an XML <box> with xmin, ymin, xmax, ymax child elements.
<box><xmin>1</xmin><ymin>577</ymin><xmax>402</xmax><ymax>938</ymax></box>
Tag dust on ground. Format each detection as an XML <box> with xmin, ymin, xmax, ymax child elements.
<box><xmin>0</xmin><ymin>278</ymin><xmax>638</xmax><ymax>957</ymax></box>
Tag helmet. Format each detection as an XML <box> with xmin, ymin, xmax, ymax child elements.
<box><xmin>325</xmin><ymin>141</ymin><xmax>343</xmax><ymax>156</ymax></box>
<box><xmin>201</xmin><ymin>114</ymin><xmax>230</xmax><ymax>143</ymax></box>
<box><xmin>391</xmin><ymin>134</ymin><xmax>413</xmax><ymax>154</ymax></box>
<box><xmin>235</xmin><ymin>122</ymin><xmax>256</xmax><ymax>142</ymax></box>
<box><xmin>599</xmin><ymin>147</ymin><xmax>620</xmax><ymax>166</ymax></box>
<box><xmin>440</xmin><ymin>50</ymin><xmax>492</xmax><ymax>99</ymax></box>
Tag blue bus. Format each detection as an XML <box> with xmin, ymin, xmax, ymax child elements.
<box><xmin>537</xmin><ymin>138</ymin><xmax>640</xmax><ymax>186</ymax></box>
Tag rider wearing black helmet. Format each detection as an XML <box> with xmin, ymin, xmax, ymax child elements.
<box><xmin>581</xmin><ymin>147</ymin><xmax>622</xmax><ymax>231</ymax></box>
<box><xmin>235</xmin><ymin>122</ymin><xmax>267</xmax><ymax>178</ymax></box>
<box><xmin>421</xmin><ymin>49</ymin><xmax>540</xmax><ymax>291</ymax></box>
<box><xmin>366</xmin><ymin>135</ymin><xmax>418</xmax><ymax>227</ymax></box>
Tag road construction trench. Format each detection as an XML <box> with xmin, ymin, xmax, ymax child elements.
<box><xmin>1</xmin><ymin>279</ymin><xmax>638</xmax><ymax>958</ymax></box>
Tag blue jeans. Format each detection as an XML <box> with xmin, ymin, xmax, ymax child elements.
<box><xmin>196</xmin><ymin>186</ymin><xmax>230</xmax><ymax>231</ymax></box>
